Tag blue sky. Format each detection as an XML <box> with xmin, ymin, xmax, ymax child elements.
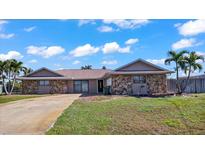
<box><xmin>0</xmin><ymin>19</ymin><xmax>205</xmax><ymax>76</ymax></box>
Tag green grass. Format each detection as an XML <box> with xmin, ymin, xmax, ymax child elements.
<box><xmin>47</xmin><ymin>94</ymin><xmax>205</xmax><ymax>135</ymax></box>
<box><xmin>0</xmin><ymin>95</ymin><xmax>44</xmax><ymax>104</ymax></box>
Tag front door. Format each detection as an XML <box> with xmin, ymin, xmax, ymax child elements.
<box><xmin>98</xmin><ymin>80</ymin><xmax>103</xmax><ymax>93</ymax></box>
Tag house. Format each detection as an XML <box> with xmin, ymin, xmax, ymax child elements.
<box><xmin>17</xmin><ymin>59</ymin><xmax>174</xmax><ymax>95</ymax></box>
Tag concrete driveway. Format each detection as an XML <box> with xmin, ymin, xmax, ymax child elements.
<box><xmin>0</xmin><ymin>94</ymin><xmax>80</xmax><ymax>135</ymax></box>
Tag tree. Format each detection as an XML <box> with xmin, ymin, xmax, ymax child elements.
<box><xmin>181</xmin><ymin>51</ymin><xmax>204</xmax><ymax>92</ymax></box>
<box><xmin>1</xmin><ymin>59</ymin><xmax>24</xmax><ymax>95</ymax></box>
<box><xmin>102</xmin><ymin>66</ymin><xmax>106</xmax><ymax>69</ymax></box>
<box><xmin>0</xmin><ymin>60</ymin><xmax>4</xmax><ymax>80</ymax></box>
<box><xmin>81</xmin><ymin>65</ymin><xmax>92</xmax><ymax>70</ymax></box>
<box><xmin>165</xmin><ymin>50</ymin><xmax>188</xmax><ymax>94</ymax></box>
<box><xmin>22</xmin><ymin>67</ymin><xmax>33</xmax><ymax>76</ymax></box>
<box><xmin>0</xmin><ymin>60</ymin><xmax>9</xmax><ymax>94</ymax></box>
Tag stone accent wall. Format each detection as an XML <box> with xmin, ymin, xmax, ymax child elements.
<box><xmin>22</xmin><ymin>80</ymin><xmax>68</xmax><ymax>94</ymax></box>
<box><xmin>112</xmin><ymin>75</ymin><xmax>132</xmax><ymax>95</ymax></box>
<box><xmin>111</xmin><ymin>74</ymin><xmax>167</xmax><ymax>95</ymax></box>
<box><xmin>146</xmin><ymin>74</ymin><xmax>167</xmax><ymax>95</ymax></box>
<box><xmin>49</xmin><ymin>80</ymin><xmax>67</xmax><ymax>94</ymax></box>
<box><xmin>22</xmin><ymin>80</ymin><xmax>38</xmax><ymax>94</ymax></box>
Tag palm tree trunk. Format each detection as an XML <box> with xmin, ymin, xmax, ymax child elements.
<box><xmin>10</xmin><ymin>75</ymin><xmax>16</xmax><ymax>95</ymax></box>
<box><xmin>2</xmin><ymin>77</ymin><xmax>9</xmax><ymax>95</ymax></box>
<box><xmin>182</xmin><ymin>66</ymin><xmax>191</xmax><ymax>93</ymax></box>
<box><xmin>8</xmin><ymin>71</ymin><xmax>11</xmax><ymax>94</ymax></box>
<box><xmin>175</xmin><ymin>63</ymin><xmax>181</xmax><ymax>94</ymax></box>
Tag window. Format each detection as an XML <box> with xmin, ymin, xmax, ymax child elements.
<box><xmin>106</xmin><ymin>78</ymin><xmax>112</xmax><ymax>86</ymax></box>
<box><xmin>74</xmin><ymin>80</ymin><xmax>88</xmax><ymax>93</ymax></box>
<box><xmin>74</xmin><ymin>81</ymin><xmax>81</xmax><ymax>93</ymax></box>
<box><xmin>82</xmin><ymin>81</ymin><xmax>88</xmax><ymax>93</ymax></box>
<box><xmin>133</xmin><ymin>75</ymin><xmax>146</xmax><ymax>84</ymax></box>
<box><xmin>39</xmin><ymin>80</ymin><xmax>49</xmax><ymax>86</ymax></box>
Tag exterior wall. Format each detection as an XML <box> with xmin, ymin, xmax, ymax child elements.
<box><xmin>89</xmin><ymin>80</ymin><xmax>98</xmax><ymax>94</ymax></box>
<box><xmin>111</xmin><ymin>74</ymin><xmax>167</xmax><ymax>95</ymax></box>
<box><xmin>146</xmin><ymin>74</ymin><xmax>167</xmax><ymax>95</ymax></box>
<box><xmin>49</xmin><ymin>80</ymin><xmax>68</xmax><ymax>94</ymax></box>
<box><xmin>22</xmin><ymin>80</ymin><xmax>97</xmax><ymax>94</ymax></box>
<box><xmin>22</xmin><ymin>75</ymin><xmax>167</xmax><ymax>95</ymax></box>
<box><xmin>22</xmin><ymin>80</ymin><xmax>69</xmax><ymax>94</ymax></box>
<box><xmin>118</xmin><ymin>61</ymin><xmax>159</xmax><ymax>71</ymax></box>
<box><xmin>22</xmin><ymin>80</ymin><xmax>38</xmax><ymax>94</ymax></box>
<box><xmin>112</xmin><ymin>75</ymin><xmax>133</xmax><ymax>95</ymax></box>
<box><xmin>67</xmin><ymin>80</ymin><xmax>74</xmax><ymax>93</ymax></box>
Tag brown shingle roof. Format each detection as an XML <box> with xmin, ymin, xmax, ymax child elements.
<box><xmin>55</xmin><ymin>69</ymin><xmax>111</xmax><ymax>79</ymax></box>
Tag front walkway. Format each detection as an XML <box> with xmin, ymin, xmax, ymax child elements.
<box><xmin>0</xmin><ymin>94</ymin><xmax>80</xmax><ymax>135</ymax></box>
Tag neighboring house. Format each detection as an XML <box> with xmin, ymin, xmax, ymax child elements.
<box><xmin>17</xmin><ymin>59</ymin><xmax>173</xmax><ymax>95</ymax></box>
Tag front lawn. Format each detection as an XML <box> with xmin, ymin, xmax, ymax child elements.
<box><xmin>0</xmin><ymin>95</ymin><xmax>44</xmax><ymax>104</ymax></box>
<box><xmin>47</xmin><ymin>94</ymin><xmax>205</xmax><ymax>135</ymax></box>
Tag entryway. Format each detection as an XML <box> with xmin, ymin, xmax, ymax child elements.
<box><xmin>98</xmin><ymin>80</ymin><xmax>103</xmax><ymax>93</ymax></box>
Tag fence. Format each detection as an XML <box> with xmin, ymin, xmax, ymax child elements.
<box><xmin>167</xmin><ymin>78</ymin><xmax>205</xmax><ymax>93</ymax></box>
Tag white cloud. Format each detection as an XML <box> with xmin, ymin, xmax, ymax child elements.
<box><xmin>72</xmin><ymin>60</ymin><xmax>81</xmax><ymax>65</ymax></box>
<box><xmin>0</xmin><ymin>20</ymin><xmax>14</xmax><ymax>39</ymax></box>
<box><xmin>70</xmin><ymin>44</ymin><xmax>99</xmax><ymax>57</ymax></box>
<box><xmin>102</xmin><ymin>19</ymin><xmax>149</xmax><ymax>29</ymax></box>
<box><xmin>101</xmin><ymin>60</ymin><xmax>118</xmax><ymax>65</ymax></box>
<box><xmin>58</xmin><ymin>67</ymin><xmax>65</xmax><ymax>70</ymax></box>
<box><xmin>196</xmin><ymin>51</ymin><xmax>205</xmax><ymax>56</ymax></box>
<box><xmin>0</xmin><ymin>20</ymin><xmax>8</xmax><ymax>25</ymax></box>
<box><xmin>146</xmin><ymin>58</ymin><xmax>165</xmax><ymax>65</ymax></box>
<box><xmin>0</xmin><ymin>20</ymin><xmax>8</xmax><ymax>31</ymax></box>
<box><xmin>27</xmin><ymin>45</ymin><xmax>65</xmax><ymax>58</ymax></box>
<box><xmin>97</xmin><ymin>25</ymin><xmax>116</xmax><ymax>32</ymax></box>
<box><xmin>172</xmin><ymin>38</ymin><xmax>202</xmax><ymax>50</ymax></box>
<box><xmin>178</xmin><ymin>19</ymin><xmax>205</xmax><ymax>36</ymax></box>
<box><xmin>174</xmin><ymin>23</ymin><xmax>181</xmax><ymax>27</ymax></box>
<box><xmin>196</xmin><ymin>52</ymin><xmax>205</xmax><ymax>63</ymax></box>
<box><xmin>28</xmin><ymin>59</ymin><xmax>37</xmax><ymax>64</ymax></box>
<box><xmin>54</xmin><ymin>63</ymin><xmax>61</xmax><ymax>67</ymax></box>
<box><xmin>78</xmin><ymin>20</ymin><xmax>96</xmax><ymax>26</ymax></box>
<box><xmin>0</xmin><ymin>33</ymin><xmax>14</xmax><ymax>39</ymax></box>
<box><xmin>24</xmin><ymin>26</ymin><xmax>36</xmax><ymax>32</ymax></box>
<box><xmin>125</xmin><ymin>38</ymin><xmax>139</xmax><ymax>45</ymax></box>
<box><xmin>0</xmin><ymin>51</ymin><xmax>23</xmax><ymax>61</ymax></box>
<box><xmin>102</xmin><ymin>42</ymin><xmax>130</xmax><ymax>54</ymax></box>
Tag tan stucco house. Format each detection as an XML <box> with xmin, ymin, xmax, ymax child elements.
<box><xmin>17</xmin><ymin>59</ymin><xmax>173</xmax><ymax>95</ymax></box>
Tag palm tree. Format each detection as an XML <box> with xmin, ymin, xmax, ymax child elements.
<box><xmin>0</xmin><ymin>60</ymin><xmax>6</xmax><ymax>94</ymax></box>
<box><xmin>22</xmin><ymin>67</ymin><xmax>33</xmax><ymax>76</ymax></box>
<box><xmin>2</xmin><ymin>59</ymin><xmax>24</xmax><ymax>94</ymax></box>
<box><xmin>102</xmin><ymin>66</ymin><xmax>106</xmax><ymax>69</ymax></box>
<box><xmin>81</xmin><ymin>65</ymin><xmax>92</xmax><ymax>70</ymax></box>
<box><xmin>9</xmin><ymin>59</ymin><xmax>24</xmax><ymax>94</ymax></box>
<box><xmin>165</xmin><ymin>50</ymin><xmax>188</xmax><ymax>93</ymax></box>
<box><xmin>181</xmin><ymin>51</ymin><xmax>204</xmax><ymax>92</ymax></box>
<box><xmin>0</xmin><ymin>60</ymin><xmax>3</xmax><ymax>80</ymax></box>
<box><xmin>2</xmin><ymin>59</ymin><xmax>10</xmax><ymax>94</ymax></box>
